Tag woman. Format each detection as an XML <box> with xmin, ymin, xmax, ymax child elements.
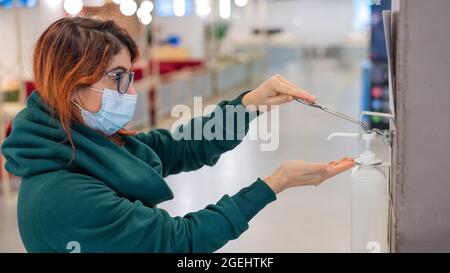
<box><xmin>1</xmin><ymin>17</ymin><xmax>354</xmax><ymax>253</ymax></box>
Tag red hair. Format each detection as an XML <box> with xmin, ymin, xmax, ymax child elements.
<box><xmin>33</xmin><ymin>17</ymin><xmax>140</xmax><ymax>158</ymax></box>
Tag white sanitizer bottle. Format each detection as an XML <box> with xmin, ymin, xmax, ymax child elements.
<box><xmin>328</xmin><ymin>131</ymin><xmax>389</xmax><ymax>253</ymax></box>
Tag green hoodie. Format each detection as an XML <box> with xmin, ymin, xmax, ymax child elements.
<box><xmin>1</xmin><ymin>90</ymin><xmax>276</xmax><ymax>253</ymax></box>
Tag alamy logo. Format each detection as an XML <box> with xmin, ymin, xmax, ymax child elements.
<box><xmin>170</xmin><ymin>98</ymin><xmax>280</xmax><ymax>152</ymax></box>
<box><xmin>366</xmin><ymin>241</ymin><xmax>381</xmax><ymax>253</ymax></box>
<box><xmin>66</xmin><ymin>241</ymin><xmax>81</xmax><ymax>253</ymax></box>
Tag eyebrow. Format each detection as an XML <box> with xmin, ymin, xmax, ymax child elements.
<box><xmin>107</xmin><ymin>66</ymin><xmax>131</xmax><ymax>72</ymax></box>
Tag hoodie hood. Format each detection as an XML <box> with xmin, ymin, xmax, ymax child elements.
<box><xmin>1</xmin><ymin>90</ymin><xmax>173</xmax><ymax>206</ymax></box>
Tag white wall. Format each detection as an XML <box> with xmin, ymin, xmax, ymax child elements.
<box><xmin>267</xmin><ymin>0</ymin><xmax>355</xmax><ymax>46</ymax></box>
<box><xmin>229</xmin><ymin>0</ymin><xmax>356</xmax><ymax>47</ymax></box>
<box><xmin>0</xmin><ymin>0</ymin><xmax>64</xmax><ymax>80</ymax></box>
<box><xmin>153</xmin><ymin>15</ymin><xmax>206</xmax><ymax>59</ymax></box>
<box><xmin>151</xmin><ymin>0</ymin><xmax>357</xmax><ymax>60</ymax></box>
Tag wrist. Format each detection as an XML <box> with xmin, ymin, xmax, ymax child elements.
<box><xmin>263</xmin><ymin>168</ymin><xmax>286</xmax><ymax>195</ymax></box>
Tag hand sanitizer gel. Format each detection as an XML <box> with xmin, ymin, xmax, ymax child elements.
<box><xmin>328</xmin><ymin>131</ymin><xmax>389</xmax><ymax>253</ymax></box>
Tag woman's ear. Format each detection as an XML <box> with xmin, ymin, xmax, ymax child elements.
<box><xmin>71</xmin><ymin>88</ymin><xmax>88</xmax><ymax>107</ymax></box>
<box><xmin>71</xmin><ymin>88</ymin><xmax>81</xmax><ymax>103</ymax></box>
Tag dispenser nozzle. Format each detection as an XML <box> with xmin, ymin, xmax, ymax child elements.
<box><xmin>327</xmin><ymin>132</ymin><xmax>360</xmax><ymax>141</ymax></box>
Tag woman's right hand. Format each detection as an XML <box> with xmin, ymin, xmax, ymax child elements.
<box><xmin>263</xmin><ymin>158</ymin><xmax>355</xmax><ymax>194</ymax></box>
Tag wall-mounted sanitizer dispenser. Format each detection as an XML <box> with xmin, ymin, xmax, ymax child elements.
<box><xmin>295</xmin><ymin>98</ymin><xmax>394</xmax><ymax>253</ymax></box>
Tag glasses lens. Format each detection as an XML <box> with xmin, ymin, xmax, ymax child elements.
<box><xmin>118</xmin><ymin>72</ymin><xmax>134</xmax><ymax>94</ymax></box>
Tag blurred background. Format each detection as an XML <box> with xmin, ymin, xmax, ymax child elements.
<box><xmin>0</xmin><ymin>0</ymin><xmax>394</xmax><ymax>252</ymax></box>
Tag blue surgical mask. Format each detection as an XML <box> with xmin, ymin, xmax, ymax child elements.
<box><xmin>72</xmin><ymin>87</ymin><xmax>138</xmax><ymax>135</ymax></box>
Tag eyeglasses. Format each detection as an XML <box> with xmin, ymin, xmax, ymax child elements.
<box><xmin>104</xmin><ymin>71</ymin><xmax>135</xmax><ymax>94</ymax></box>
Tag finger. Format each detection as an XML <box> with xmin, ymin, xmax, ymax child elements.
<box><xmin>328</xmin><ymin>159</ymin><xmax>345</xmax><ymax>166</ymax></box>
<box><xmin>265</xmin><ymin>94</ymin><xmax>294</xmax><ymax>106</ymax></box>
<box><xmin>329</xmin><ymin>157</ymin><xmax>355</xmax><ymax>166</ymax></box>
<box><xmin>280</xmin><ymin>78</ymin><xmax>317</xmax><ymax>103</ymax></box>
<box><xmin>274</xmin><ymin>80</ymin><xmax>316</xmax><ymax>103</ymax></box>
<box><xmin>312</xmin><ymin>159</ymin><xmax>355</xmax><ymax>186</ymax></box>
<box><xmin>326</xmin><ymin>160</ymin><xmax>355</xmax><ymax>177</ymax></box>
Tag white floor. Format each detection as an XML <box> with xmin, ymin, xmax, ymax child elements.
<box><xmin>0</xmin><ymin>58</ymin><xmax>389</xmax><ymax>253</ymax></box>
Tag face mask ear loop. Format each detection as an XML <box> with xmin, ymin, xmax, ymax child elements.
<box><xmin>71</xmin><ymin>98</ymin><xmax>84</xmax><ymax>111</ymax></box>
<box><xmin>89</xmin><ymin>87</ymin><xmax>104</xmax><ymax>93</ymax></box>
<box><xmin>71</xmin><ymin>89</ymin><xmax>88</xmax><ymax>111</ymax></box>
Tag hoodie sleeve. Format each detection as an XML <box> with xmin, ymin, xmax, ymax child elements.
<box><xmin>38</xmin><ymin>173</ymin><xmax>276</xmax><ymax>253</ymax></box>
<box><xmin>133</xmin><ymin>91</ymin><xmax>260</xmax><ymax>177</ymax></box>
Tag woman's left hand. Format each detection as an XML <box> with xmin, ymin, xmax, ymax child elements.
<box><xmin>242</xmin><ymin>74</ymin><xmax>316</xmax><ymax>111</ymax></box>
